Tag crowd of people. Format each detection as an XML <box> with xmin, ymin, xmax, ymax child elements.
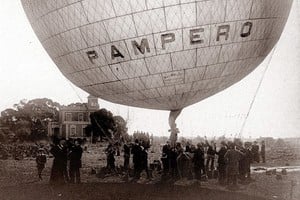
<box><xmin>105</xmin><ymin>139</ymin><xmax>152</xmax><ymax>181</ymax></box>
<box><xmin>160</xmin><ymin>139</ymin><xmax>266</xmax><ymax>188</ymax></box>
<box><xmin>97</xmin><ymin>137</ymin><xmax>266</xmax><ymax>187</ymax></box>
<box><xmin>1</xmin><ymin>136</ymin><xmax>266</xmax><ymax>189</ymax></box>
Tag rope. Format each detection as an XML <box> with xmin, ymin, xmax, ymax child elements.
<box><xmin>237</xmin><ymin>45</ymin><xmax>278</xmax><ymax>139</ymax></box>
<box><xmin>91</xmin><ymin>114</ymin><xmax>115</xmax><ymax>143</ymax></box>
<box><xmin>67</xmin><ymin>82</ymin><xmax>85</xmax><ymax>105</ymax></box>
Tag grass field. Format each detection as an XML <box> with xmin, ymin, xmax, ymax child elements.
<box><xmin>0</xmin><ymin>144</ymin><xmax>300</xmax><ymax>200</ymax></box>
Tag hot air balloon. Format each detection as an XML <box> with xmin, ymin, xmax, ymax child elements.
<box><xmin>21</xmin><ymin>0</ymin><xmax>293</xmax><ymax>145</ymax></box>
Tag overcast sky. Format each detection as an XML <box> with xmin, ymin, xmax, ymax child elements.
<box><xmin>0</xmin><ymin>0</ymin><xmax>299</xmax><ymax>139</ymax></box>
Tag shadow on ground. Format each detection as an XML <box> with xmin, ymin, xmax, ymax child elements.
<box><xmin>0</xmin><ymin>182</ymin><xmax>266</xmax><ymax>200</ymax></box>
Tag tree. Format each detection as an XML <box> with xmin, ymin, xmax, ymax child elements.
<box><xmin>89</xmin><ymin>108</ymin><xmax>115</xmax><ymax>142</ymax></box>
<box><xmin>133</xmin><ymin>131</ymin><xmax>151</xmax><ymax>149</ymax></box>
<box><xmin>0</xmin><ymin>132</ymin><xmax>7</xmax><ymax>143</ymax></box>
<box><xmin>0</xmin><ymin>108</ymin><xmax>18</xmax><ymax>128</ymax></box>
<box><xmin>113</xmin><ymin>115</ymin><xmax>129</xmax><ymax>142</ymax></box>
<box><xmin>87</xmin><ymin>109</ymin><xmax>128</xmax><ymax>143</ymax></box>
<box><xmin>0</xmin><ymin>98</ymin><xmax>61</xmax><ymax>141</ymax></box>
<box><xmin>14</xmin><ymin>120</ymin><xmax>31</xmax><ymax>141</ymax></box>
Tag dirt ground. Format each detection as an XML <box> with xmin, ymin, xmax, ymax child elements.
<box><xmin>0</xmin><ymin>145</ymin><xmax>300</xmax><ymax>200</ymax></box>
<box><xmin>0</xmin><ymin>182</ymin><xmax>269</xmax><ymax>200</ymax></box>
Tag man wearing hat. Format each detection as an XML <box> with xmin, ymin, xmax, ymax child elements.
<box><xmin>193</xmin><ymin>143</ymin><xmax>205</xmax><ymax>181</ymax></box>
<box><xmin>224</xmin><ymin>143</ymin><xmax>244</xmax><ymax>188</ymax></box>
<box><xmin>69</xmin><ymin>139</ymin><xmax>83</xmax><ymax>184</ymax></box>
<box><xmin>217</xmin><ymin>141</ymin><xmax>228</xmax><ymax>185</ymax></box>
<box><xmin>36</xmin><ymin>148</ymin><xmax>47</xmax><ymax>180</ymax></box>
<box><xmin>131</xmin><ymin>139</ymin><xmax>142</xmax><ymax>180</ymax></box>
<box><xmin>261</xmin><ymin>140</ymin><xmax>266</xmax><ymax>163</ymax></box>
<box><xmin>50</xmin><ymin>137</ymin><xmax>68</xmax><ymax>184</ymax></box>
<box><xmin>161</xmin><ymin>140</ymin><xmax>171</xmax><ymax>176</ymax></box>
<box><xmin>252</xmin><ymin>141</ymin><xmax>260</xmax><ymax>163</ymax></box>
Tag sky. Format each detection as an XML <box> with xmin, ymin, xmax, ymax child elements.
<box><xmin>0</xmin><ymin>0</ymin><xmax>299</xmax><ymax>139</ymax></box>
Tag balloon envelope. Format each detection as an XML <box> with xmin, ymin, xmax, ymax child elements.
<box><xmin>22</xmin><ymin>0</ymin><xmax>293</xmax><ymax>110</ymax></box>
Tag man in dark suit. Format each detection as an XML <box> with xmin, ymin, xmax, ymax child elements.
<box><xmin>69</xmin><ymin>139</ymin><xmax>83</xmax><ymax>184</ymax></box>
<box><xmin>50</xmin><ymin>138</ymin><xmax>67</xmax><ymax>184</ymax></box>
<box><xmin>261</xmin><ymin>141</ymin><xmax>266</xmax><ymax>163</ymax></box>
<box><xmin>216</xmin><ymin>141</ymin><xmax>227</xmax><ymax>185</ymax></box>
<box><xmin>123</xmin><ymin>143</ymin><xmax>130</xmax><ymax>170</ymax></box>
<box><xmin>252</xmin><ymin>141</ymin><xmax>260</xmax><ymax>163</ymax></box>
<box><xmin>206</xmin><ymin>141</ymin><xmax>216</xmax><ymax>172</ymax></box>
<box><xmin>193</xmin><ymin>143</ymin><xmax>205</xmax><ymax>180</ymax></box>
<box><xmin>131</xmin><ymin>139</ymin><xmax>142</xmax><ymax>180</ymax></box>
<box><xmin>161</xmin><ymin>141</ymin><xmax>171</xmax><ymax>175</ymax></box>
<box><xmin>224</xmin><ymin>143</ymin><xmax>244</xmax><ymax>188</ymax></box>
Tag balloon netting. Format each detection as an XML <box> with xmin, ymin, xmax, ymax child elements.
<box><xmin>21</xmin><ymin>0</ymin><xmax>292</xmax><ymax>110</ymax></box>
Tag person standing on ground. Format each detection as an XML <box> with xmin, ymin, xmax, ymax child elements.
<box><xmin>261</xmin><ymin>141</ymin><xmax>266</xmax><ymax>163</ymax></box>
<box><xmin>105</xmin><ymin>143</ymin><xmax>116</xmax><ymax>172</ymax></box>
<box><xmin>185</xmin><ymin>141</ymin><xmax>192</xmax><ymax>153</ymax></box>
<box><xmin>251</xmin><ymin>141</ymin><xmax>260</xmax><ymax>163</ymax></box>
<box><xmin>206</xmin><ymin>141</ymin><xmax>216</xmax><ymax>173</ymax></box>
<box><xmin>237</xmin><ymin>141</ymin><xmax>247</xmax><ymax>182</ymax></box>
<box><xmin>244</xmin><ymin>142</ymin><xmax>253</xmax><ymax>182</ymax></box>
<box><xmin>169</xmin><ymin>146</ymin><xmax>179</xmax><ymax>179</ymax></box>
<box><xmin>123</xmin><ymin>143</ymin><xmax>130</xmax><ymax>170</ymax></box>
<box><xmin>161</xmin><ymin>141</ymin><xmax>171</xmax><ymax>176</ymax></box>
<box><xmin>131</xmin><ymin>139</ymin><xmax>142</xmax><ymax>180</ymax></box>
<box><xmin>61</xmin><ymin>138</ymin><xmax>70</xmax><ymax>182</ymax></box>
<box><xmin>193</xmin><ymin>143</ymin><xmax>205</xmax><ymax>181</ymax></box>
<box><xmin>216</xmin><ymin>141</ymin><xmax>227</xmax><ymax>185</ymax></box>
<box><xmin>36</xmin><ymin>148</ymin><xmax>47</xmax><ymax>180</ymax></box>
<box><xmin>50</xmin><ymin>138</ymin><xmax>67</xmax><ymax>184</ymax></box>
<box><xmin>69</xmin><ymin>139</ymin><xmax>83</xmax><ymax>184</ymax></box>
<box><xmin>224</xmin><ymin>143</ymin><xmax>244</xmax><ymax>189</ymax></box>
<box><xmin>140</xmin><ymin>144</ymin><xmax>151</xmax><ymax>180</ymax></box>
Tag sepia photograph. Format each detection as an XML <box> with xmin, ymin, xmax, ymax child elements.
<box><xmin>0</xmin><ymin>0</ymin><xmax>299</xmax><ymax>199</ymax></box>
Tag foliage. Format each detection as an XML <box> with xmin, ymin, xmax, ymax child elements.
<box><xmin>87</xmin><ymin>109</ymin><xmax>128</xmax><ymax>143</ymax></box>
<box><xmin>0</xmin><ymin>98</ymin><xmax>61</xmax><ymax>141</ymax></box>
<box><xmin>132</xmin><ymin>131</ymin><xmax>151</xmax><ymax>149</ymax></box>
<box><xmin>113</xmin><ymin>115</ymin><xmax>129</xmax><ymax>142</ymax></box>
<box><xmin>0</xmin><ymin>132</ymin><xmax>7</xmax><ymax>143</ymax></box>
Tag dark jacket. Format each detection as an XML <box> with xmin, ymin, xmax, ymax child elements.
<box><xmin>50</xmin><ymin>145</ymin><xmax>67</xmax><ymax>183</ymax></box>
<box><xmin>169</xmin><ymin>148</ymin><xmax>178</xmax><ymax>168</ymax></box>
<box><xmin>261</xmin><ymin>144</ymin><xmax>265</xmax><ymax>153</ymax></box>
<box><xmin>50</xmin><ymin>145</ymin><xmax>67</xmax><ymax>169</ymax></box>
<box><xmin>193</xmin><ymin>148</ymin><xmax>205</xmax><ymax>167</ymax></box>
<box><xmin>69</xmin><ymin>145</ymin><xmax>83</xmax><ymax>169</ymax></box>
<box><xmin>185</xmin><ymin>145</ymin><xmax>192</xmax><ymax>153</ymax></box>
<box><xmin>36</xmin><ymin>154</ymin><xmax>47</xmax><ymax>166</ymax></box>
<box><xmin>207</xmin><ymin>145</ymin><xmax>216</xmax><ymax>156</ymax></box>
<box><xmin>224</xmin><ymin>149</ymin><xmax>243</xmax><ymax>175</ymax></box>
<box><xmin>131</xmin><ymin>144</ymin><xmax>142</xmax><ymax>164</ymax></box>
<box><xmin>162</xmin><ymin>144</ymin><xmax>171</xmax><ymax>159</ymax></box>
<box><xmin>217</xmin><ymin>147</ymin><xmax>227</xmax><ymax>165</ymax></box>
<box><xmin>251</xmin><ymin>144</ymin><xmax>259</xmax><ymax>154</ymax></box>
<box><xmin>140</xmin><ymin>149</ymin><xmax>148</xmax><ymax>169</ymax></box>
<box><xmin>124</xmin><ymin>144</ymin><xmax>130</xmax><ymax>157</ymax></box>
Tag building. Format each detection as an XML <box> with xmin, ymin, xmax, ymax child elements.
<box><xmin>48</xmin><ymin>95</ymin><xmax>99</xmax><ymax>138</ymax></box>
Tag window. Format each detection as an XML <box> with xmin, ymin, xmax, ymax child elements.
<box><xmin>70</xmin><ymin>125</ymin><xmax>76</xmax><ymax>137</ymax></box>
<box><xmin>82</xmin><ymin>127</ymin><xmax>86</xmax><ymax>137</ymax></box>
<box><xmin>65</xmin><ymin>113</ymin><xmax>72</xmax><ymax>121</ymax></box>
<box><xmin>78</xmin><ymin>113</ymin><xmax>84</xmax><ymax>122</ymax></box>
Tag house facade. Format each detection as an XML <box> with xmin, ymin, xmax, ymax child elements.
<box><xmin>48</xmin><ymin>95</ymin><xmax>99</xmax><ymax>138</ymax></box>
